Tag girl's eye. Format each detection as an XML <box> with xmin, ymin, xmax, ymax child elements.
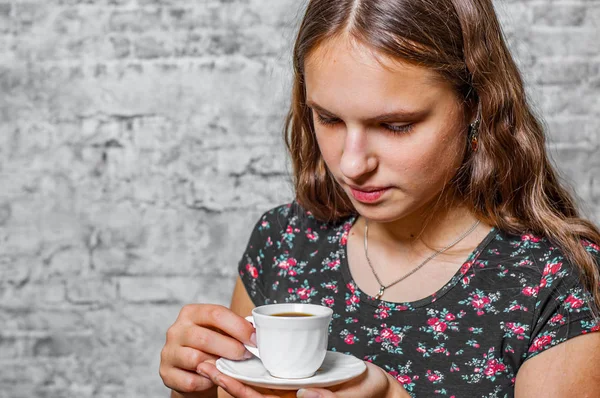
<box><xmin>382</xmin><ymin>123</ymin><xmax>414</xmax><ymax>134</ymax></box>
<box><xmin>315</xmin><ymin>113</ymin><xmax>340</xmax><ymax>126</ymax></box>
<box><xmin>315</xmin><ymin>112</ymin><xmax>413</xmax><ymax>135</ymax></box>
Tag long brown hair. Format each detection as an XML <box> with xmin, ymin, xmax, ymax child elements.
<box><xmin>283</xmin><ymin>0</ymin><xmax>600</xmax><ymax>310</ymax></box>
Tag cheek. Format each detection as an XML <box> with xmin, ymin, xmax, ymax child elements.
<box><xmin>386</xmin><ymin>131</ymin><xmax>465</xmax><ymax>185</ymax></box>
<box><xmin>315</xmin><ymin>130</ymin><xmax>342</xmax><ymax>167</ymax></box>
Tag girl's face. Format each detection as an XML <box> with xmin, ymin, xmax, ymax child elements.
<box><xmin>305</xmin><ymin>37</ymin><xmax>469</xmax><ymax>223</ymax></box>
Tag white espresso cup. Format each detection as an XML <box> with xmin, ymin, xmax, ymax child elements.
<box><xmin>244</xmin><ymin>303</ymin><xmax>333</xmax><ymax>379</ymax></box>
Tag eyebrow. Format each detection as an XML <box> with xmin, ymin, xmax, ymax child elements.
<box><xmin>306</xmin><ymin>100</ymin><xmax>426</xmax><ymax>123</ymax></box>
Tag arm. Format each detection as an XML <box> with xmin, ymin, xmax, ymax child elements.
<box><xmin>515</xmin><ymin>332</ymin><xmax>600</xmax><ymax>397</ymax></box>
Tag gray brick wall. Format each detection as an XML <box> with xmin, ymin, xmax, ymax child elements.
<box><xmin>0</xmin><ymin>1</ymin><xmax>598</xmax><ymax>397</ymax></box>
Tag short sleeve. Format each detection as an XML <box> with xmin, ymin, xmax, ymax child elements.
<box><xmin>524</xmin><ymin>248</ymin><xmax>600</xmax><ymax>361</ymax></box>
<box><xmin>237</xmin><ymin>204</ymin><xmax>292</xmax><ymax>306</ymax></box>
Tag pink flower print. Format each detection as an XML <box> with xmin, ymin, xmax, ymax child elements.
<box><xmin>322</xmin><ymin>297</ymin><xmax>334</xmax><ymax>307</ymax></box>
<box><xmin>460</xmin><ymin>261</ymin><xmax>473</xmax><ymax>275</ymax></box>
<box><xmin>327</xmin><ymin>259</ymin><xmax>340</xmax><ymax>269</ymax></box>
<box><xmin>277</xmin><ymin>258</ymin><xmax>297</xmax><ymax>270</ymax></box>
<box><xmin>471</xmin><ymin>294</ymin><xmax>491</xmax><ymax>309</ymax></box>
<box><xmin>508</xmin><ymin>303</ymin><xmax>522</xmax><ymax>311</ymax></box>
<box><xmin>288</xmin><ymin>270</ymin><xmax>297</xmax><ymax>276</ymax></box>
<box><xmin>522</xmin><ymin>286</ymin><xmax>539</xmax><ymax>297</ymax></box>
<box><xmin>565</xmin><ymin>294</ymin><xmax>584</xmax><ymax>309</ymax></box>
<box><xmin>245</xmin><ymin>264</ymin><xmax>258</xmax><ymax>279</ymax></box>
<box><xmin>511</xmin><ymin>324</ymin><xmax>525</xmax><ymax>335</ymax></box>
<box><xmin>543</xmin><ymin>262</ymin><xmax>562</xmax><ymax>276</ymax></box>
<box><xmin>539</xmin><ymin>278</ymin><xmax>547</xmax><ymax>288</ymax></box>
<box><xmin>416</xmin><ymin>346</ymin><xmax>426</xmax><ymax>354</ymax></box>
<box><xmin>378</xmin><ymin>311</ymin><xmax>390</xmax><ymax>319</ymax></box>
<box><xmin>375</xmin><ymin>304</ymin><xmax>391</xmax><ymax>320</ymax></box>
<box><xmin>483</xmin><ymin>359</ymin><xmax>506</xmax><ymax>377</ymax></box>
<box><xmin>261</xmin><ymin>221</ymin><xmax>269</xmax><ymax>228</ymax></box>
<box><xmin>339</xmin><ymin>223</ymin><xmax>352</xmax><ymax>246</ymax></box>
<box><xmin>529</xmin><ymin>335</ymin><xmax>553</xmax><ymax>353</ymax></box>
<box><xmin>340</xmin><ymin>232</ymin><xmax>349</xmax><ymax>246</ymax></box>
<box><xmin>344</xmin><ymin>334</ymin><xmax>356</xmax><ymax>345</ymax></box>
<box><xmin>427</xmin><ymin>317</ymin><xmax>448</xmax><ymax>333</ymax></box>
<box><xmin>550</xmin><ymin>314</ymin><xmax>564</xmax><ymax>324</ymax></box>
<box><xmin>346</xmin><ymin>294</ymin><xmax>360</xmax><ymax>305</ymax></box>
<box><xmin>375</xmin><ymin>328</ymin><xmax>402</xmax><ymax>346</ymax></box>
<box><xmin>518</xmin><ymin>259</ymin><xmax>533</xmax><ymax>267</ymax></box>
<box><xmin>324</xmin><ymin>282</ymin><xmax>336</xmax><ymax>291</ymax></box>
<box><xmin>306</xmin><ymin>228</ymin><xmax>317</xmax><ymax>241</ymax></box>
<box><xmin>462</xmin><ymin>275</ymin><xmax>472</xmax><ymax>285</ymax></box>
<box><xmin>522</xmin><ymin>234</ymin><xmax>541</xmax><ymax>243</ymax></box>
<box><xmin>297</xmin><ymin>287</ymin><xmax>311</xmax><ymax>300</ymax></box>
<box><xmin>347</xmin><ymin>282</ymin><xmax>356</xmax><ymax>294</ymax></box>
<box><xmin>445</xmin><ymin>313</ymin><xmax>456</xmax><ymax>321</ymax></box>
<box><xmin>286</xmin><ymin>225</ymin><xmax>293</xmax><ymax>234</ymax></box>
<box><xmin>396</xmin><ymin>375</ymin><xmax>412</xmax><ymax>385</ymax></box>
<box><xmin>505</xmin><ymin>322</ymin><xmax>526</xmax><ymax>339</ymax></box>
<box><xmin>583</xmin><ymin>240</ymin><xmax>600</xmax><ymax>251</ymax></box>
<box><xmin>426</xmin><ymin>370</ymin><xmax>442</xmax><ymax>383</ymax></box>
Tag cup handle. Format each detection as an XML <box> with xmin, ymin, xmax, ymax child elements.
<box><xmin>244</xmin><ymin>316</ymin><xmax>260</xmax><ymax>359</ymax></box>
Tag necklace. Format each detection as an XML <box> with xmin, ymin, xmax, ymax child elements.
<box><xmin>364</xmin><ymin>219</ymin><xmax>481</xmax><ymax>300</ymax></box>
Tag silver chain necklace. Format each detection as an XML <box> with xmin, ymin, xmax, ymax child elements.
<box><xmin>364</xmin><ymin>219</ymin><xmax>481</xmax><ymax>300</ymax></box>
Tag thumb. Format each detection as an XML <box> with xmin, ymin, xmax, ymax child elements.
<box><xmin>297</xmin><ymin>388</ymin><xmax>336</xmax><ymax>398</ymax></box>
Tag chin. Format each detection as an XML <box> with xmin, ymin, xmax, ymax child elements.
<box><xmin>352</xmin><ymin>199</ymin><xmax>417</xmax><ymax>224</ymax></box>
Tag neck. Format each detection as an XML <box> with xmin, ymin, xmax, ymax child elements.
<box><xmin>361</xmin><ymin>198</ymin><xmax>479</xmax><ymax>254</ymax></box>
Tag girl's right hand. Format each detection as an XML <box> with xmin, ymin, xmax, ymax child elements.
<box><xmin>159</xmin><ymin>304</ymin><xmax>257</xmax><ymax>397</ymax></box>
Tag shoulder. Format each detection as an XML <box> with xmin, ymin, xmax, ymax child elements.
<box><xmin>254</xmin><ymin>201</ymin><xmax>355</xmax><ymax>237</ymax></box>
<box><xmin>486</xmin><ymin>228</ymin><xmax>599</xmax><ymax>298</ymax></box>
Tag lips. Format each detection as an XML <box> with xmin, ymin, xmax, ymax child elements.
<box><xmin>349</xmin><ymin>186</ymin><xmax>391</xmax><ymax>203</ymax></box>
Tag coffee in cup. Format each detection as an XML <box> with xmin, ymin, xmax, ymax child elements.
<box><xmin>244</xmin><ymin>303</ymin><xmax>333</xmax><ymax>379</ymax></box>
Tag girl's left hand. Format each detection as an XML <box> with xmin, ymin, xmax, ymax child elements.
<box><xmin>196</xmin><ymin>360</ymin><xmax>411</xmax><ymax>398</ymax></box>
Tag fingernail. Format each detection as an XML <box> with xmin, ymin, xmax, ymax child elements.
<box><xmin>297</xmin><ymin>389</ymin><xmax>321</xmax><ymax>398</ymax></box>
<box><xmin>249</xmin><ymin>332</ymin><xmax>257</xmax><ymax>347</ymax></box>
<box><xmin>243</xmin><ymin>350</ymin><xmax>254</xmax><ymax>359</ymax></box>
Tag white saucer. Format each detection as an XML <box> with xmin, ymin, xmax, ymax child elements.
<box><xmin>215</xmin><ymin>351</ymin><xmax>366</xmax><ymax>390</ymax></box>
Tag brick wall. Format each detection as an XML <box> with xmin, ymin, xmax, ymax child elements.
<box><xmin>0</xmin><ymin>1</ymin><xmax>598</xmax><ymax>397</ymax></box>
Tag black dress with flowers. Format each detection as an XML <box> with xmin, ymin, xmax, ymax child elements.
<box><xmin>238</xmin><ymin>202</ymin><xmax>600</xmax><ymax>397</ymax></box>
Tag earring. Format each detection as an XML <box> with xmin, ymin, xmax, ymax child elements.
<box><xmin>469</xmin><ymin>102</ymin><xmax>482</xmax><ymax>152</ymax></box>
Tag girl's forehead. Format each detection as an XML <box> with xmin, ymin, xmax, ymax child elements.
<box><xmin>305</xmin><ymin>35</ymin><xmax>442</xmax><ymax>88</ymax></box>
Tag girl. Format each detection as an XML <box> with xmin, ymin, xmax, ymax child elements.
<box><xmin>160</xmin><ymin>0</ymin><xmax>600</xmax><ymax>397</ymax></box>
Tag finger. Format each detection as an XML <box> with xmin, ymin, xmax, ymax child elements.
<box><xmin>296</xmin><ymin>362</ymin><xmax>374</xmax><ymax>398</ymax></box>
<box><xmin>297</xmin><ymin>388</ymin><xmax>335</xmax><ymax>398</ymax></box>
<box><xmin>181</xmin><ymin>304</ymin><xmax>256</xmax><ymax>346</ymax></box>
<box><xmin>197</xmin><ymin>362</ymin><xmax>281</xmax><ymax>398</ymax></box>
<box><xmin>169</xmin><ymin>345</ymin><xmax>219</xmax><ymax>371</ymax></box>
<box><xmin>161</xmin><ymin>366</ymin><xmax>215</xmax><ymax>394</ymax></box>
<box><xmin>181</xmin><ymin>325</ymin><xmax>254</xmax><ymax>361</ymax></box>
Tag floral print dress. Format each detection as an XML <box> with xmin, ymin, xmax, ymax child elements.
<box><xmin>238</xmin><ymin>202</ymin><xmax>600</xmax><ymax>397</ymax></box>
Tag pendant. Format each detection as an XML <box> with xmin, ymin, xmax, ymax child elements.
<box><xmin>375</xmin><ymin>286</ymin><xmax>385</xmax><ymax>300</ymax></box>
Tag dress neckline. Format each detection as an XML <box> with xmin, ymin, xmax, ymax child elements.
<box><xmin>338</xmin><ymin>215</ymin><xmax>498</xmax><ymax>309</ymax></box>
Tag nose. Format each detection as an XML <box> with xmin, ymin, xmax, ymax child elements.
<box><xmin>339</xmin><ymin>125</ymin><xmax>377</xmax><ymax>180</ymax></box>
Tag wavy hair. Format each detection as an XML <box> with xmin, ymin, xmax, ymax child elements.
<box><xmin>283</xmin><ymin>0</ymin><xmax>600</xmax><ymax>310</ymax></box>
